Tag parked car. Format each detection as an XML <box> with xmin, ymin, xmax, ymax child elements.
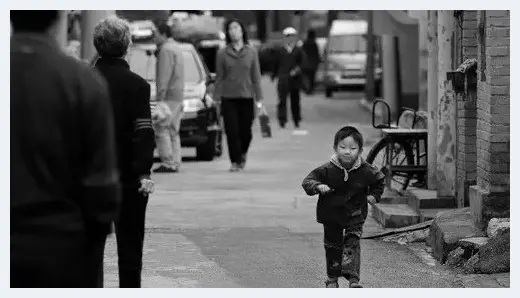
<box><xmin>127</xmin><ymin>42</ymin><xmax>223</xmax><ymax>161</ymax></box>
<box><xmin>323</xmin><ymin>19</ymin><xmax>382</xmax><ymax>98</ymax></box>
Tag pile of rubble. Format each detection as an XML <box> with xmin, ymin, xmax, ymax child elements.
<box><xmin>444</xmin><ymin>218</ymin><xmax>510</xmax><ymax>274</ymax></box>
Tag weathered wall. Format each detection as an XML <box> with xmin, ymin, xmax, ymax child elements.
<box><xmin>470</xmin><ymin>10</ymin><xmax>510</xmax><ymax>227</ymax></box>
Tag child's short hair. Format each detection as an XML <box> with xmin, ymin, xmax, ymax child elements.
<box><xmin>333</xmin><ymin>126</ymin><xmax>363</xmax><ymax>149</ymax></box>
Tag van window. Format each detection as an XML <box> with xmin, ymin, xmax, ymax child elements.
<box><xmin>327</xmin><ymin>35</ymin><xmax>367</xmax><ymax>54</ymax></box>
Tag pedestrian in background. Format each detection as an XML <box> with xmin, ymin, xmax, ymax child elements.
<box><xmin>301</xmin><ymin>126</ymin><xmax>385</xmax><ymax>288</ymax></box>
<box><xmin>152</xmin><ymin>22</ymin><xmax>185</xmax><ymax>173</ymax></box>
<box><xmin>214</xmin><ymin>18</ymin><xmax>264</xmax><ymax>172</ymax></box>
<box><xmin>94</xmin><ymin>16</ymin><xmax>156</xmax><ymax>288</ymax></box>
<box><xmin>11</xmin><ymin>10</ymin><xmax>121</xmax><ymax>287</ymax></box>
<box><xmin>302</xmin><ymin>29</ymin><xmax>320</xmax><ymax>95</ymax></box>
<box><xmin>271</xmin><ymin>27</ymin><xmax>307</xmax><ymax>129</ymax></box>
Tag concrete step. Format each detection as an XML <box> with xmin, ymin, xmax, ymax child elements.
<box><xmin>405</xmin><ymin>189</ymin><xmax>456</xmax><ymax>211</ymax></box>
<box><xmin>380</xmin><ymin>188</ymin><xmax>409</xmax><ymax>204</ymax></box>
<box><xmin>371</xmin><ymin>203</ymin><xmax>421</xmax><ymax>229</ymax></box>
<box><xmin>419</xmin><ymin>208</ymin><xmax>457</xmax><ymax>222</ymax></box>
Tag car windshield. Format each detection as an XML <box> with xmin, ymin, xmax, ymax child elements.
<box><xmin>327</xmin><ymin>35</ymin><xmax>367</xmax><ymax>54</ymax></box>
<box><xmin>126</xmin><ymin>45</ymin><xmax>203</xmax><ymax>84</ymax></box>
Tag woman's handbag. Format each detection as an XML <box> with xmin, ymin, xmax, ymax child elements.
<box><xmin>257</xmin><ymin>105</ymin><xmax>272</xmax><ymax>138</ymax></box>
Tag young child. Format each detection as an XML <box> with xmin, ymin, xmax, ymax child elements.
<box><xmin>301</xmin><ymin>126</ymin><xmax>385</xmax><ymax>288</ymax></box>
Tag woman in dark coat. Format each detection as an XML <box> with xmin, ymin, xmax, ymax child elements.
<box><xmin>93</xmin><ymin>16</ymin><xmax>156</xmax><ymax>288</ymax></box>
<box><xmin>214</xmin><ymin>19</ymin><xmax>264</xmax><ymax>172</ymax></box>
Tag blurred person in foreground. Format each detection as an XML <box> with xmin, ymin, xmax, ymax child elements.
<box><xmin>302</xmin><ymin>29</ymin><xmax>320</xmax><ymax>95</ymax></box>
<box><xmin>152</xmin><ymin>22</ymin><xmax>185</xmax><ymax>173</ymax></box>
<box><xmin>271</xmin><ymin>27</ymin><xmax>307</xmax><ymax>129</ymax></box>
<box><xmin>11</xmin><ymin>10</ymin><xmax>120</xmax><ymax>287</ymax></box>
<box><xmin>214</xmin><ymin>19</ymin><xmax>264</xmax><ymax>172</ymax></box>
<box><xmin>93</xmin><ymin>16</ymin><xmax>155</xmax><ymax>288</ymax></box>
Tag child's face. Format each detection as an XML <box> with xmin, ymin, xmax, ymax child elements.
<box><xmin>334</xmin><ymin>136</ymin><xmax>362</xmax><ymax>166</ymax></box>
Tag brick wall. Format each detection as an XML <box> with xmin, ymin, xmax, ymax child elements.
<box><xmin>476</xmin><ymin>10</ymin><xmax>510</xmax><ymax>194</ymax></box>
<box><xmin>456</xmin><ymin>10</ymin><xmax>478</xmax><ymax>206</ymax></box>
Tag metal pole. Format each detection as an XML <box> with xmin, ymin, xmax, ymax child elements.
<box><xmin>365</xmin><ymin>10</ymin><xmax>375</xmax><ymax>103</ymax></box>
<box><xmin>382</xmin><ymin>35</ymin><xmax>398</xmax><ymax>123</ymax></box>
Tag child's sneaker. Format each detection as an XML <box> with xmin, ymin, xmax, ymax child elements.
<box><xmin>325</xmin><ymin>278</ymin><xmax>339</xmax><ymax>288</ymax></box>
<box><xmin>349</xmin><ymin>280</ymin><xmax>363</xmax><ymax>288</ymax></box>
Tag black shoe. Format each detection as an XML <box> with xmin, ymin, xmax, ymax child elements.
<box><xmin>325</xmin><ymin>278</ymin><xmax>339</xmax><ymax>288</ymax></box>
<box><xmin>294</xmin><ymin>122</ymin><xmax>300</xmax><ymax>129</ymax></box>
<box><xmin>153</xmin><ymin>165</ymin><xmax>179</xmax><ymax>173</ymax></box>
<box><xmin>279</xmin><ymin>122</ymin><xmax>286</xmax><ymax>129</ymax></box>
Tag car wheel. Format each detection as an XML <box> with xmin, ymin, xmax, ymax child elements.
<box><xmin>325</xmin><ymin>88</ymin><xmax>333</xmax><ymax>98</ymax></box>
<box><xmin>196</xmin><ymin>130</ymin><xmax>217</xmax><ymax>161</ymax></box>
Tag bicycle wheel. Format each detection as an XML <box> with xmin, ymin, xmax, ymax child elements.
<box><xmin>366</xmin><ymin>138</ymin><xmax>415</xmax><ymax>193</ymax></box>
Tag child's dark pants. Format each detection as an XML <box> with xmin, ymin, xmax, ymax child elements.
<box><xmin>323</xmin><ymin>223</ymin><xmax>363</xmax><ymax>282</ymax></box>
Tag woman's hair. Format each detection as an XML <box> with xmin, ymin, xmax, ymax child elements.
<box><xmin>224</xmin><ymin>18</ymin><xmax>248</xmax><ymax>45</ymax></box>
<box><xmin>93</xmin><ymin>16</ymin><xmax>131</xmax><ymax>58</ymax></box>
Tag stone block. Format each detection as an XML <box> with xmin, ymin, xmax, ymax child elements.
<box><xmin>371</xmin><ymin>204</ymin><xmax>420</xmax><ymax>229</ymax></box>
<box><xmin>486</xmin><ymin>218</ymin><xmax>510</xmax><ymax>238</ymax></box>
<box><xmin>428</xmin><ymin>208</ymin><xmax>481</xmax><ymax>263</ymax></box>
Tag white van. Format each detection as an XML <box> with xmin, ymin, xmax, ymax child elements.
<box><xmin>323</xmin><ymin>19</ymin><xmax>381</xmax><ymax>98</ymax></box>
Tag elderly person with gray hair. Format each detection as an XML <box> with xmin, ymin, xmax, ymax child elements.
<box><xmin>93</xmin><ymin>16</ymin><xmax>155</xmax><ymax>288</ymax></box>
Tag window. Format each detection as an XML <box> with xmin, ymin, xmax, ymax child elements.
<box><xmin>326</xmin><ymin>35</ymin><xmax>367</xmax><ymax>54</ymax></box>
<box><xmin>183</xmin><ymin>51</ymin><xmax>203</xmax><ymax>83</ymax></box>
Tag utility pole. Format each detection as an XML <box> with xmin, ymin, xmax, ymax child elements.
<box><xmin>382</xmin><ymin>35</ymin><xmax>398</xmax><ymax>123</ymax></box>
<box><xmin>365</xmin><ymin>10</ymin><xmax>375</xmax><ymax>103</ymax></box>
<box><xmin>427</xmin><ymin>10</ymin><xmax>438</xmax><ymax>190</ymax></box>
<box><xmin>436</xmin><ymin>10</ymin><xmax>457</xmax><ymax>198</ymax></box>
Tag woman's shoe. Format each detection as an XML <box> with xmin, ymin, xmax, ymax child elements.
<box><xmin>229</xmin><ymin>163</ymin><xmax>241</xmax><ymax>172</ymax></box>
<box><xmin>239</xmin><ymin>154</ymin><xmax>247</xmax><ymax>169</ymax></box>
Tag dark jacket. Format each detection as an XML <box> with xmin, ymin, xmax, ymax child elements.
<box><xmin>302</xmin><ymin>39</ymin><xmax>320</xmax><ymax>70</ymax></box>
<box><xmin>11</xmin><ymin>34</ymin><xmax>121</xmax><ymax>237</ymax></box>
<box><xmin>94</xmin><ymin>58</ymin><xmax>155</xmax><ymax>190</ymax></box>
<box><xmin>214</xmin><ymin>45</ymin><xmax>264</xmax><ymax>101</ymax></box>
<box><xmin>302</xmin><ymin>158</ymin><xmax>385</xmax><ymax>227</ymax></box>
<box><xmin>272</xmin><ymin>44</ymin><xmax>307</xmax><ymax>88</ymax></box>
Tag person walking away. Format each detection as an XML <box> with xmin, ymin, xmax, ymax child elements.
<box><xmin>271</xmin><ymin>27</ymin><xmax>307</xmax><ymax>129</ymax></box>
<box><xmin>10</xmin><ymin>10</ymin><xmax>121</xmax><ymax>288</ymax></box>
<box><xmin>93</xmin><ymin>16</ymin><xmax>155</xmax><ymax>288</ymax></box>
<box><xmin>153</xmin><ymin>22</ymin><xmax>185</xmax><ymax>173</ymax></box>
<box><xmin>301</xmin><ymin>126</ymin><xmax>385</xmax><ymax>288</ymax></box>
<box><xmin>302</xmin><ymin>29</ymin><xmax>320</xmax><ymax>94</ymax></box>
<box><xmin>214</xmin><ymin>19</ymin><xmax>264</xmax><ymax>172</ymax></box>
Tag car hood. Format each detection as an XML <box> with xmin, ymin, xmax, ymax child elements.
<box><xmin>327</xmin><ymin>53</ymin><xmax>366</xmax><ymax>70</ymax></box>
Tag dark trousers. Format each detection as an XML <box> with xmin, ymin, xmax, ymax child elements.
<box><xmin>277</xmin><ymin>78</ymin><xmax>301</xmax><ymax>125</ymax></box>
<box><xmin>221</xmin><ymin>98</ymin><xmax>255</xmax><ymax>164</ymax></box>
<box><xmin>323</xmin><ymin>223</ymin><xmax>363</xmax><ymax>282</ymax></box>
<box><xmin>11</xmin><ymin>234</ymin><xmax>105</xmax><ymax>288</ymax></box>
<box><xmin>115</xmin><ymin>188</ymin><xmax>149</xmax><ymax>288</ymax></box>
<box><xmin>303</xmin><ymin>68</ymin><xmax>317</xmax><ymax>94</ymax></box>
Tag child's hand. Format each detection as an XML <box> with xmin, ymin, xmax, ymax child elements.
<box><xmin>367</xmin><ymin>195</ymin><xmax>377</xmax><ymax>205</ymax></box>
<box><xmin>317</xmin><ymin>184</ymin><xmax>333</xmax><ymax>195</ymax></box>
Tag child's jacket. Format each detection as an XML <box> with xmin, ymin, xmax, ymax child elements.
<box><xmin>301</xmin><ymin>156</ymin><xmax>385</xmax><ymax>228</ymax></box>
